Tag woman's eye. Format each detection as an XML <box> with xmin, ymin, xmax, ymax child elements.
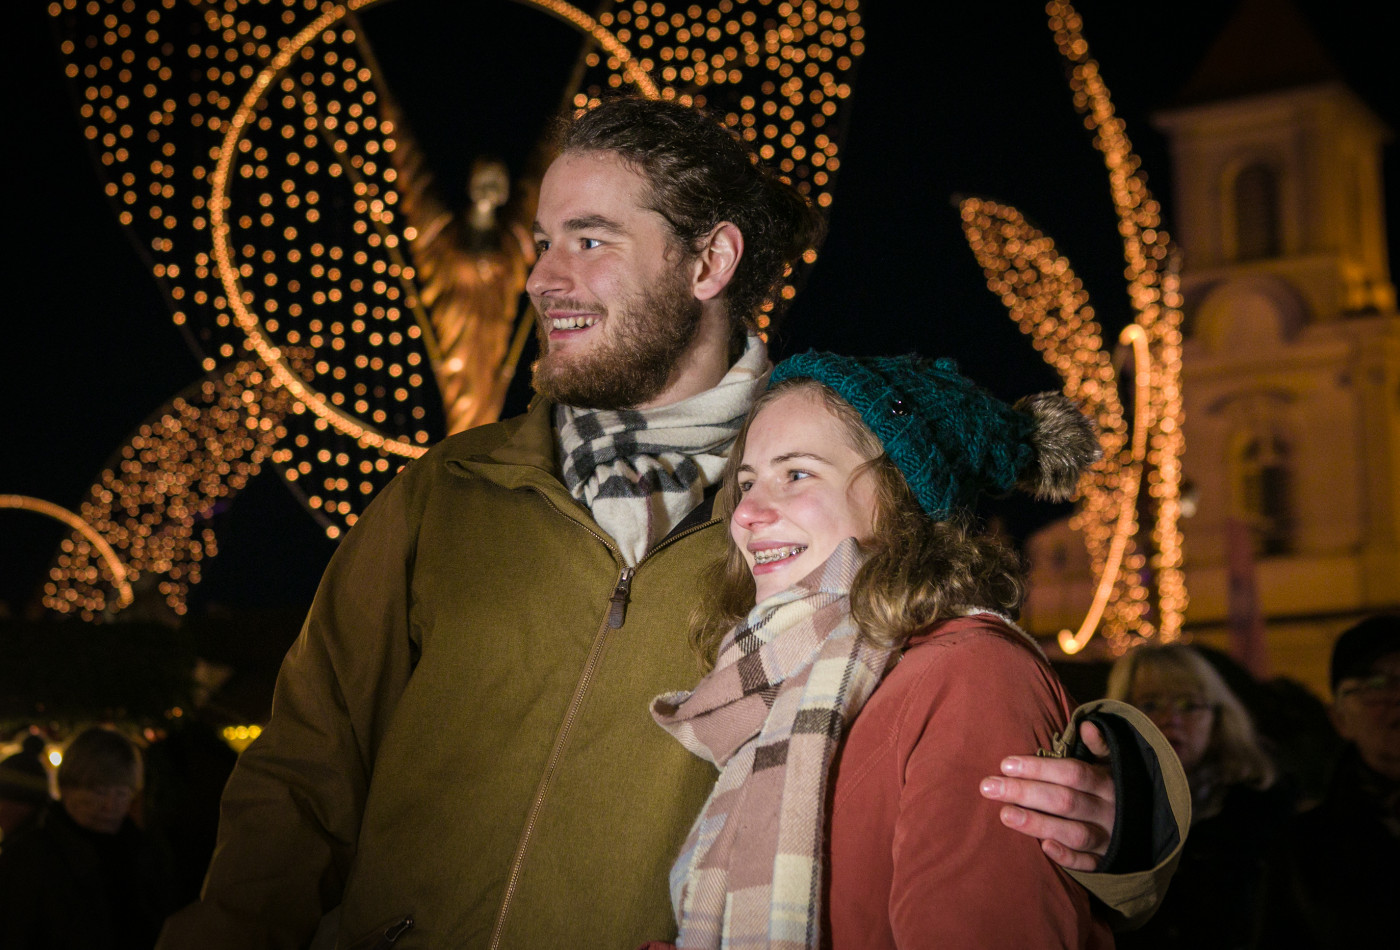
<box><xmin>534</xmin><ymin>239</ymin><xmax>550</xmax><ymax>254</ymax></box>
<box><xmin>787</xmin><ymin>469</ymin><xmax>810</xmax><ymax>482</ymax></box>
<box><xmin>737</xmin><ymin>479</ymin><xmax>753</xmax><ymax>493</ymax></box>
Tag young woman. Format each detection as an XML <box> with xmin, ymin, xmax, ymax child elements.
<box><xmin>649</xmin><ymin>352</ymin><xmax>1118</xmax><ymax>949</ymax></box>
<box><xmin>1106</xmin><ymin>644</ymin><xmax>1295</xmax><ymax>949</ymax></box>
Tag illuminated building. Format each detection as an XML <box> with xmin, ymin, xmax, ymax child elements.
<box><xmin>1024</xmin><ymin>0</ymin><xmax>1400</xmax><ymax>695</ymax></box>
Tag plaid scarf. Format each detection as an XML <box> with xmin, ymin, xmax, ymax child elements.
<box><xmin>652</xmin><ymin>539</ymin><xmax>894</xmax><ymax>949</ymax></box>
<box><xmin>555</xmin><ymin>336</ymin><xmax>769</xmax><ymax>565</ymax></box>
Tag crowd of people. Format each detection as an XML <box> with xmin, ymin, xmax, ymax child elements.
<box><xmin>2</xmin><ymin>615</ymin><xmax>1392</xmax><ymax>948</ymax></box>
<box><xmin>1</xmin><ymin>95</ymin><xmax>1396</xmax><ymax>948</ymax></box>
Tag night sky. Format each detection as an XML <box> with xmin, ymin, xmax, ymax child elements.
<box><xmin>3</xmin><ymin>0</ymin><xmax>1394</xmax><ymax>617</ymax></box>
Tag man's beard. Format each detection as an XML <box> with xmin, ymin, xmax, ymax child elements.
<box><xmin>531</xmin><ymin>265</ymin><xmax>704</xmax><ymax>410</ymax></box>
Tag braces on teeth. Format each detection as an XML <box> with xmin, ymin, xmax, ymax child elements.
<box><xmin>753</xmin><ymin>545</ymin><xmax>806</xmax><ymax>564</ymax></box>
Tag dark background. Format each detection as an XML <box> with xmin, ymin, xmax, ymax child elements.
<box><xmin>4</xmin><ymin>0</ymin><xmax>1395</xmax><ymax>621</ymax></box>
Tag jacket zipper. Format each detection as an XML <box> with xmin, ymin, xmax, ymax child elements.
<box><xmin>379</xmin><ymin>916</ymin><xmax>414</xmax><ymax>946</ymax></box>
<box><xmin>607</xmin><ymin>567</ymin><xmax>635</xmax><ymax>629</ymax></box>
<box><xmin>487</xmin><ymin>491</ymin><xmax>718</xmax><ymax>947</ymax></box>
<box><xmin>354</xmin><ymin>915</ymin><xmax>413</xmax><ymax>949</ymax></box>
<box><xmin>602</xmin><ymin>517</ymin><xmax>717</xmax><ymax>630</ymax></box>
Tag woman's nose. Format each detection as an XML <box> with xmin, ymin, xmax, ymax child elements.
<box><xmin>733</xmin><ymin>489</ymin><xmax>777</xmax><ymax>529</ymax></box>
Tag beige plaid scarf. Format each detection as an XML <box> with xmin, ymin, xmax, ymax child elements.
<box><xmin>652</xmin><ymin>539</ymin><xmax>894</xmax><ymax>949</ymax></box>
<box><xmin>555</xmin><ymin>336</ymin><xmax>769</xmax><ymax>565</ymax></box>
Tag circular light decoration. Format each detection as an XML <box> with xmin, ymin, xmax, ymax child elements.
<box><xmin>1</xmin><ymin>495</ymin><xmax>134</xmax><ymax>615</ymax></box>
<box><xmin>206</xmin><ymin>0</ymin><xmax>657</xmax><ymax>459</ymax></box>
<box><xmin>958</xmin><ymin>1</ymin><xmax>1187</xmax><ymax>654</ymax></box>
<box><xmin>44</xmin><ymin>0</ymin><xmax>867</xmax><ymax>613</ymax></box>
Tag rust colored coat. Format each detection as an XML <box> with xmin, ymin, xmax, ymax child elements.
<box><xmin>825</xmin><ymin>614</ymin><xmax>1115</xmax><ymax>949</ymax></box>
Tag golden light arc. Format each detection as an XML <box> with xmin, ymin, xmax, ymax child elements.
<box><xmin>1</xmin><ymin>495</ymin><xmax>134</xmax><ymax>609</ymax></box>
<box><xmin>207</xmin><ymin>0</ymin><xmax>658</xmax><ymax>458</ymax></box>
<box><xmin>1058</xmin><ymin>323</ymin><xmax>1150</xmax><ymax>655</ymax></box>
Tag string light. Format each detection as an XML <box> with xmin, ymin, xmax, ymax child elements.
<box><xmin>960</xmin><ymin>198</ymin><xmax>1151</xmax><ymax>650</ymax></box>
<box><xmin>958</xmin><ymin>1</ymin><xmax>1187</xmax><ymax>653</ymax></box>
<box><xmin>41</xmin><ymin>361</ymin><xmax>286</xmax><ymax>618</ymax></box>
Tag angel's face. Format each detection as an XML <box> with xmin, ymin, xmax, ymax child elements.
<box><xmin>525</xmin><ymin>150</ymin><xmax>703</xmax><ymax>410</ymax></box>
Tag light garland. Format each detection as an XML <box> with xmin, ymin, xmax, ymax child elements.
<box><xmin>39</xmin><ymin>362</ymin><xmax>286</xmax><ymax>618</ymax></box>
<box><xmin>960</xmin><ymin>198</ymin><xmax>1151</xmax><ymax>649</ymax></box>
<box><xmin>959</xmin><ymin>2</ymin><xmax>1188</xmax><ymax>653</ymax></box>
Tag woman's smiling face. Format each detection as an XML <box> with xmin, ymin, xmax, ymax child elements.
<box><xmin>730</xmin><ymin>389</ymin><xmax>879</xmax><ymax>603</ymax></box>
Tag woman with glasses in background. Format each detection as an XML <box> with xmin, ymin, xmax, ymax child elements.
<box><xmin>1106</xmin><ymin>644</ymin><xmax>1296</xmax><ymax>950</ymax></box>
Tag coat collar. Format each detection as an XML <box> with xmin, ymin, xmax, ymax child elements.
<box><xmin>440</xmin><ymin>396</ymin><xmax>558</xmax><ymax>484</ymax></box>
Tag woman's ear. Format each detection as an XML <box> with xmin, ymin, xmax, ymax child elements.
<box><xmin>691</xmin><ymin>221</ymin><xmax>743</xmax><ymax>302</ymax></box>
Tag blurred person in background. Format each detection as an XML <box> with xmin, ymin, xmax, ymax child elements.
<box><xmin>1107</xmin><ymin>643</ymin><xmax>1295</xmax><ymax>949</ymax></box>
<box><xmin>1262</xmin><ymin>614</ymin><xmax>1400</xmax><ymax>948</ymax></box>
<box><xmin>0</xmin><ymin>725</ymin><xmax>176</xmax><ymax>950</ymax></box>
<box><xmin>1188</xmin><ymin>645</ymin><xmax>1342</xmax><ymax>809</ymax></box>
<box><xmin>0</xmin><ymin>733</ymin><xmax>52</xmax><ymax>847</ymax></box>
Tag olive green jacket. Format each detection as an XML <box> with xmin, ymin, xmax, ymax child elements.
<box><xmin>158</xmin><ymin>398</ymin><xmax>1186</xmax><ymax>949</ymax></box>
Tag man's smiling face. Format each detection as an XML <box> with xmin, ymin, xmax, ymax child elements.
<box><xmin>526</xmin><ymin>150</ymin><xmax>703</xmax><ymax>410</ymax></box>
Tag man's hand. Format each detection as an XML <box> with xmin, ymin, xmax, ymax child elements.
<box><xmin>979</xmin><ymin>720</ymin><xmax>1115</xmax><ymax>871</ymax></box>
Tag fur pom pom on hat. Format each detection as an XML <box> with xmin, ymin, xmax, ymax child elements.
<box><xmin>769</xmin><ymin>351</ymin><xmax>1102</xmax><ymax>519</ymax></box>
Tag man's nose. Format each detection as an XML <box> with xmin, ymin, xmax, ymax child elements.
<box><xmin>525</xmin><ymin>245</ymin><xmax>569</xmax><ymax>298</ymax></box>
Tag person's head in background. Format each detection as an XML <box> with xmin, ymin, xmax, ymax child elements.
<box><xmin>0</xmin><ymin>733</ymin><xmax>51</xmax><ymax>837</ymax></box>
<box><xmin>1107</xmin><ymin>643</ymin><xmax>1275</xmax><ymax>813</ymax></box>
<box><xmin>57</xmin><ymin>727</ymin><xmax>142</xmax><ymax>835</ymax></box>
<box><xmin>1328</xmin><ymin>615</ymin><xmax>1400</xmax><ymax>782</ymax></box>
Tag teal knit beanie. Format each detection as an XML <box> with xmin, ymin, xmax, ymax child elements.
<box><xmin>769</xmin><ymin>351</ymin><xmax>1101</xmax><ymax>519</ymax></box>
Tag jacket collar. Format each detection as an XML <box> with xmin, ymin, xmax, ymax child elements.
<box><xmin>442</xmin><ymin>396</ymin><xmax>559</xmax><ymax>482</ymax></box>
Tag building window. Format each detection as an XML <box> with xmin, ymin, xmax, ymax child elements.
<box><xmin>1236</xmin><ymin>433</ymin><xmax>1294</xmax><ymax>556</ymax></box>
<box><xmin>1233</xmin><ymin>163</ymin><xmax>1280</xmax><ymax>262</ymax></box>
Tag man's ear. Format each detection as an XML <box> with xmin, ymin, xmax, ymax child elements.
<box><xmin>691</xmin><ymin>221</ymin><xmax>743</xmax><ymax>302</ymax></box>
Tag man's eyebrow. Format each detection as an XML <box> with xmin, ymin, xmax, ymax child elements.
<box><xmin>532</xmin><ymin>214</ymin><xmax>629</xmax><ymax>236</ymax></box>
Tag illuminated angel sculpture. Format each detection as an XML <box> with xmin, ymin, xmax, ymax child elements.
<box><xmin>38</xmin><ymin>0</ymin><xmax>866</xmax><ymax>617</ymax></box>
<box><xmin>399</xmin><ymin>153</ymin><xmax>536</xmax><ymax>434</ymax></box>
<box><xmin>368</xmin><ymin>39</ymin><xmax>540</xmax><ymax>436</ymax></box>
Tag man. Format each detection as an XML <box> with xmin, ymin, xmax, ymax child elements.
<box><xmin>0</xmin><ymin>734</ymin><xmax>51</xmax><ymax>846</ymax></box>
<box><xmin>160</xmin><ymin>98</ymin><xmax>1182</xmax><ymax>948</ymax></box>
<box><xmin>1263</xmin><ymin>614</ymin><xmax>1400</xmax><ymax>948</ymax></box>
<box><xmin>0</xmin><ymin>727</ymin><xmax>175</xmax><ymax>949</ymax></box>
